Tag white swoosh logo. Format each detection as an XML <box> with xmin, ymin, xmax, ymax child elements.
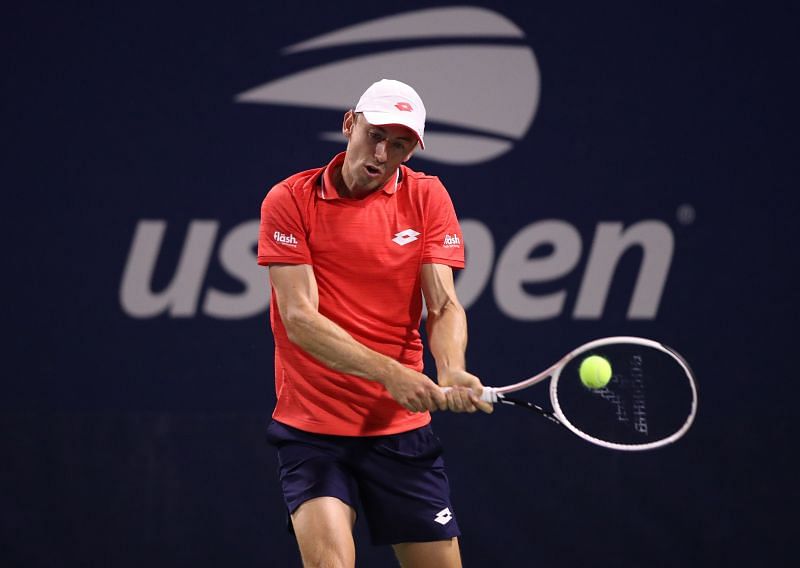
<box><xmin>235</xmin><ymin>7</ymin><xmax>540</xmax><ymax>165</ymax></box>
<box><xmin>282</xmin><ymin>6</ymin><xmax>524</xmax><ymax>54</ymax></box>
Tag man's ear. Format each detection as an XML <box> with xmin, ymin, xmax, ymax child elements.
<box><xmin>342</xmin><ymin>110</ymin><xmax>355</xmax><ymax>138</ymax></box>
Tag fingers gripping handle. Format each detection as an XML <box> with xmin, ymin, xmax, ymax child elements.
<box><xmin>440</xmin><ymin>386</ymin><xmax>498</xmax><ymax>403</ymax></box>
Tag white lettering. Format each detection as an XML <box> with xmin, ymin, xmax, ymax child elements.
<box><xmin>273</xmin><ymin>231</ymin><xmax>298</xmax><ymax>246</ymax></box>
<box><xmin>119</xmin><ymin>217</ymin><xmax>676</xmax><ymax>320</ymax></box>
<box><xmin>204</xmin><ymin>221</ymin><xmax>270</xmax><ymax>319</ymax></box>
<box><xmin>120</xmin><ymin>220</ymin><xmax>218</xmax><ymax>318</ymax></box>
<box><xmin>493</xmin><ymin>220</ymin><xmax>582</xmax><ymax>320</ymax></box>
<box><xmin>443</xmin><ymin>233</ymin><xmax>462</xmax><ymax>248</ymax></box>
<box><xmin>574</xmin><ymin>221</ymin><xmax>674</xmax><ymax>319</ymax></box>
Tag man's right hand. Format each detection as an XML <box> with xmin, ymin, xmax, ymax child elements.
<box><xmin>382</xmin><ymin>369</ymin><xmax>448</xmax><ymax>413</ymax></box>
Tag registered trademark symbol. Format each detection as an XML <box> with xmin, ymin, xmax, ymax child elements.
<box><xmin>676</xmin><ymin>204</ymin><xmax>695</xmax><ymax>225</ymax></box>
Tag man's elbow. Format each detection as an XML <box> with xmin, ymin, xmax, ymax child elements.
<box><xmin>281</xmin><ymin>307</ymin><xmax>316</xmax><ymax>346</ymax></box>
<box><xmin>427</xmin><ymin>297</ymin><xmax>465</xmax><ymax>322</ymax></box>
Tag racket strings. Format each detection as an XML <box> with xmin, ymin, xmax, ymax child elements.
<box><xmin>554</xmin><ymin>344</ymin><xmax>696</xmax><ymax>447</ymax></box>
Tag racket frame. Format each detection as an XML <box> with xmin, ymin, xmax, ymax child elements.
<box><xmin>481</xmin><ymin>336</ymin><xmax>699</xmax><ymax>451</ymax></box>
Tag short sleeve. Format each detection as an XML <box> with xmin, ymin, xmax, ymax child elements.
<box><xmin>421</xmin><ymin>179</ymin><xmax>465</xmax><ymax>268</ymax></box>
<box><xmin>258</xmin><ymin>183</ymin><xmax>312</xmax><ymax>266</ymax></box>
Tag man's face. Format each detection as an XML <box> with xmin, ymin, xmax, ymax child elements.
<box><xmin>340</xmin><ymin>111</ymin><xmax>417</xmax><ymax>194</ymax></box>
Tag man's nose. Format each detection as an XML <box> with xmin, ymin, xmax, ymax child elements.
<box><xmin>375</xmin><ymin>140</ymin><xmax>388</xmax><ymax>162</ymax></box>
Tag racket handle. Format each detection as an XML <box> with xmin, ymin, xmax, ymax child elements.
<box><xmin>440</xmin><ymin>386</ymin><xmax>498</xmax><ymax>403</ymax></box>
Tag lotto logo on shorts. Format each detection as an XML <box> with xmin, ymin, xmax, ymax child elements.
<box><xmin>443</xmin><ymin>234</ymin><xmax>462</xmax><ymax>248</ymax></box>
<box><xmin>434</xmin><ymin>508</ymin><xmax>453</xmax><ymax>525</ymax></box>
<box><xmin>273</xmin><ymin>231</ymin><xmax>298</xmax><ymax>247</ymax></box>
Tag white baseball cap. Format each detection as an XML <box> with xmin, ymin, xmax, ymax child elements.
<box><xmin>354</xmin><ymin>79</ymin><xmax>426</xmax><ymax>149</ymax></box>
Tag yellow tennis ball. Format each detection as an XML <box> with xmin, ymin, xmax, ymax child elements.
<box><xmin>579</xmin><ymin>355</ymin><xmax>612</xmax><ymax>389</ymax></box>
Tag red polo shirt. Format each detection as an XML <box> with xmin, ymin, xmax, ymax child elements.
<box><xmin>258</xmin><ymin>152</ymin><xmax>465</xmax><ymax>436</ymax></box>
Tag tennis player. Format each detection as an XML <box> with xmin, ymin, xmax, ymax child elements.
<box><xmin>258</xmin><ymin>79</ymin><xmax>492</xmax><ymax>568</ymax></box>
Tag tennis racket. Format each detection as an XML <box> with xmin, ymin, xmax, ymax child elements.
<box><xmin>446</xmin><ymin>336</ymin><xmax>698</xmax><ymax>451</ymax></box>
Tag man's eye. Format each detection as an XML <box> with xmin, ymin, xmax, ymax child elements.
<box><xmin>369</xmin><ymin>131</ymin><xmax>382</xmax><ymax>140</ymax></box>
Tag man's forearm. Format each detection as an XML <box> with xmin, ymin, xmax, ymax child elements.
<box><xmin>284</xmin><ymin>307</ymin><xmax>403</xmax><ymax>385</ymax></box>
<box><xmin>426</xmin><ymin>299</ymin><xmax>468</xmax><ymax>382</ymax></box>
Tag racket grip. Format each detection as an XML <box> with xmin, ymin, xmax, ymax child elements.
<box><xmin>481</xmin><ymin>387</ymin><xmax>498</xmax><ymax>403</ymax></box>
<box><xmin>440</xmin><ymin>386</ymin><xmax>498</xmax><ymax>403</ymax></box>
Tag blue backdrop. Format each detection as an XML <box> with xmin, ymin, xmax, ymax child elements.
<box><xmin>3</xmin><ymin>1</ymin><xmax>797</xmax><ymax>566</ymax></box>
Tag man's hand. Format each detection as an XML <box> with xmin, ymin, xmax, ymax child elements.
<box><xmin>439</xmin><ymin>370</ymin><xmax>494</xmax><ymax>414</ymax></box>
<box><xmin>382</xmin><ymin>368</ymin><xmax>448</xmax><ymax>413</ymax></box>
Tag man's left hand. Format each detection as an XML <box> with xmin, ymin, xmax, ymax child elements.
<box><xmin>439</xmin><ymin>370</ymin><xmax>494</xmax><ymax>414</ymax></box>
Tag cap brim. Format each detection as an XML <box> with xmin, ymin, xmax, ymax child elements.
<box><xmin>361</xmin><ymin>111</ymin><xmax>424</xmax><ymax>149</ymax></box>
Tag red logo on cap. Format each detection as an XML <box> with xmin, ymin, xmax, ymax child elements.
<box><xmin>395</xmin><ymin>102</ymin><xmax>413</xmax><ymax>112</ymax></box>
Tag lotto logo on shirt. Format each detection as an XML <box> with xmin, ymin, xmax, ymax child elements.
<box><xmin>443</xmin><ymin>234</ymin><xmax>462</xmax><ymax>248</ymax></box>
<box><xmin>273</xmin><ymin>231</ymin><xmax>298</xmax><ymax>247</ymax></box>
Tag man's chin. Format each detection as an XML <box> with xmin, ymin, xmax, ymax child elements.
<box><xmin>357</xmin><ymin>176</ymin><xmax>388</xmax><ymax>192</ymax></box>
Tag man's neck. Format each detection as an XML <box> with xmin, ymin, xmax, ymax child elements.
<box><xmin>333</xmin><ymin>164</ymin><xmax>373</xmax><ymax>200</ymax></box>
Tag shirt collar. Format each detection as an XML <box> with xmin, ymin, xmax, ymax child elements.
<box><xmin>317</xmin><ymin>152</ymin><xmax>401</xmax><ymax>200</ymax></box>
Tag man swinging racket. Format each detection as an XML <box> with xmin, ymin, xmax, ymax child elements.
<box><xmin>258</xmin><ymin>78</ymin><xmax>492</xmax><ymax>568</ymax></box>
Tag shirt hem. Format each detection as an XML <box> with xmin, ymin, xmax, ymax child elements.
<box><xmin>421</xmin><ymin>257</ymin><xmax>465</xmax><ymax>268</ymax></box>
<box><xmin>272</xmin><ymin>412</ymin><xmax>432</xmax><ymax>437</ymax></box>
<box><xmin>258</xmin><ymin>255</ymin><xmax>312</xmax><ymax>266</ymax></box>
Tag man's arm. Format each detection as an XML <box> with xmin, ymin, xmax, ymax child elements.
<box><xmin>269</xmin><ymin>263</ymin><xmax>446</xmax><ymax>413</ymax></box>
<box><xmin>421</xmin><ymin>263</ymin><xmax>493</xmax><ymax>414</ymax></box>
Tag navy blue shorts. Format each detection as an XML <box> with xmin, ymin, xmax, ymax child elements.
<box><xmin>266</xmin><ymin>420</ymin><xmax>461</xmax><ymax>545</ymax></box>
